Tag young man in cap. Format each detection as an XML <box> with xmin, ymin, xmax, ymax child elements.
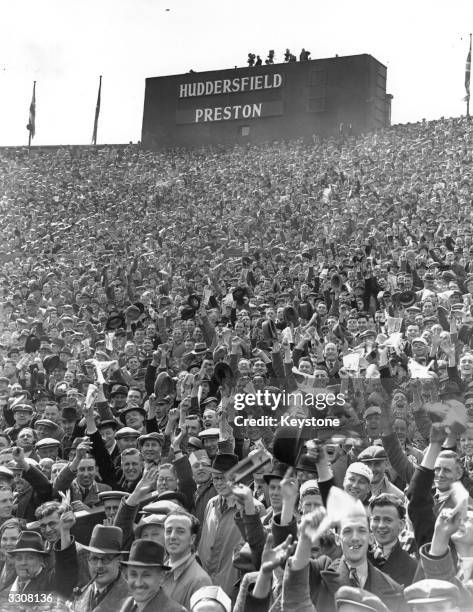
<box><xmin>35</xmin><ymin>438</ymin><xmax>61</xmax><ymax>461</ymax></box>
<box><xmin>119</xmin><ymin>539</ymin><xmax>186</xmax><ymax>612</ymax></box>
<box><xmin>162</xmin><ymin>511</ymin><xmax>212</xmax><ymax>609</ymax></box>
<box><xmin>72</xmin><ymin>525</ymin><xmax>129</xmax><ymax>612</ymax></box>
<box><xmin>315</xmin><ymin>444</ymin><xmax>374</xmax><ymax>508</ymax></box>
<box><xmin>5</xmin><ymin>402</ymin><xmax>34</xmax><ymax>442</ymax></box>
<box><xmin>198</xmin><ymin>428</ymin><xmax>220</xmax><ymax>460</ymax></box>
<box><xmin>108</xmin><ymin>384</ymin><xmax>128</xmax><ymax>413</ymax></box>
<box><xmin>34</xmin><ymin>418</ymin><xmax>62</xmax><ymax>442</ymax></box>
<box><xmin>137</xmin><ymin>432</ymin><xmax>164</xmax><ymax>467</ymax></box>
<box><xmin>115</xmin><ymin>427</ymin><xmax>140</xmax><ymax>454</ymax></box>
<box><xmin>358</xmin><ymin>446</ymin><xmax>406</xmax><ymax>503</ymax></box>
<box><xmin>98</xmin><ymin>490</ymin><xmax>129</xmax><ymax>526</ymax></box>
<box><xmin>362</xmin><ymin>406</ymin><xmax>383</xmax><ymax>444</ymax></box>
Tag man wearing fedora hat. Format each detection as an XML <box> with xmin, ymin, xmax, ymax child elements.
<box><xmin>197</xmin><ymin>453</ymin><xmax>246</xmax><ymax>596</ymax></box>
<box><xmin>6</xmin><ymin>510</ymin><xmax>77</xmax><ymax>601</ymax></box>
<box><xmin>71</xmin><ymin>525</ymin><xmax>129</xmax><ymax>612</ymax></box>
<box><xmin>119</xmin><ymin>539</ymin><xmax>186</xmax><ymax>612</ymax></box>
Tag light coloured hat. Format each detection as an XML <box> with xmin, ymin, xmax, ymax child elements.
<box><xmin>346</xmin><ymin>462</ymin><xmax>373</xmax><ymax>483</ymax></box>
<box><xmin>190</xmin><ymin>585</ymin><xmax>231</xmax><ymax>612</ymax></box>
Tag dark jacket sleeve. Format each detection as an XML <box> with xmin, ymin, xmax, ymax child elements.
<box><xmin>145</xmin><ymin>364</ymin><xmax>158</xmax><ymax>396</ymax></box>
<box><xmin>113</xmin><ymin>499</ymin><xmax>139</xmax><ymax>550</ymax></box>
<box><xmin>282</xmin><ymin>562</ymin><xmax>316</xmax><ymax>612</ymax></box>
<box><xmin>271</xmin><ymin>512</ymin><xmax>298</xmax><ymax>547</ymax></box>
<box><xmin>22</xmin><ymin>464</ymin><xmax>53</xmax><ymax>504</ymax></box>
<box><xmin>407</xmin><ymin>465</ymin><xmax>436</xmax><ymax>548</ymax></box>
<box><xmin>318</xmin><ymin>477</ymin><xmax>336</xmax><ymax>509</ymax></box>
<box><xmin>382</xmin><ymin>432</ymin><xmax>415</xmax><ymax>487</ymax></box>
<box><xmin>173</xmin><ymin>454</ymin><xmax>197</xmax><ymax>511</ymax></box>
<box><xmin>51</xmin><ymin>537</ymin><xmax>79</xmax><ymax>598</ymax></box>
<box><xmin>242</xmin><ymin>512</ymin><xmax>267</xmax><ymax>570</ymax></box>
<box><xmin>89</xmin><ymin>429</ymin><xmax>119</xmax><ymax>489</ymax></box>
<box><xmin>53</xmin><ymin>464</ymin><xmax>76</xmax><ymax>496</ymax></box>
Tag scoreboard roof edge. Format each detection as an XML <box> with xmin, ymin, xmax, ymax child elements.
<box><xmin>145</xmin><ymin>53</ymin><xmax>386</xmax><ymax>83</ymax></box>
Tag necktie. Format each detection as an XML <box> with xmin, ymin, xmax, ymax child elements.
<box><xmin>372</xmin><ymin>545</ymin><xmax>387</xmax><ymax>566</ymax></box>
<box><xmin>17</xmin><ymin>580</ymin><xmax>27</xmax><ymax>593</ymax></box>
<box><xmin>349</xmin><ymin>567</ymin><xmax>360</xmax><ymax>587</ymax></box>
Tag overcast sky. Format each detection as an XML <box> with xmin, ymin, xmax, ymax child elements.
<box><xmin>1</xmin><ymin>0</ymin><xmax>472</xmax><ymax>146</ymax></box>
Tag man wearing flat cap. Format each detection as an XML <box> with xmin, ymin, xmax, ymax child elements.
<box><xmin>358</xmin><ymin>446</ymin><xmax>405</xmax><ymax>504</ymax></box>
<box><xmin>314</xmin><ymin>444</ymin><xmax>374</xmax><ymax>509</ymax></box>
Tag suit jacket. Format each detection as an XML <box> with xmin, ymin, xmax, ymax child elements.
<box><xmin>0</xmin><ymin>561</ymin><xmax>16</xmax><ymax>594</ymax></box>
<box><xmin>162</xmin><ymin>554</ymin><xmax>212</xmax><ymax>610</ymax></box>
<box><xmin>368</xmin><ymin>540</ymin><xmax>418</xmax><ymax>587</ymax></box>
<box><xmin>283</xmin><ymin>555</ymin><xmax>406</xmax><ymax>612</ymax></box>
<box><xmin>73</xmin><ymin>574</ymin><xmax>130</xmax><ymax>612</ymax></box>
<box><xmin>118</xmin><ymin>587</ymin><xmax>187</xmax><ymax>612</ymax></box>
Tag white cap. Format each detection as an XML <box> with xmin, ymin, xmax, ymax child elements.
<box><xmin>346</xmin><ymin>462</ymin><xmax>373</xmax><ymax>483</ymax></box>
<box><xmin>190</xmin><ymin>586</ymin><xmax>231</xmax><ymax>612</ymax></box>
<box><xmin>300</xmin><ymin>479</ymin><xmax>320</xmax><ymax>497</ymax></box>
<box><xmin>198</xmin><ymin>428</ymin><xmax>220</xmax><ymax>439</ymax></box>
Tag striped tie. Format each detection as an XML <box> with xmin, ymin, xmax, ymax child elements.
<box><xmin>349</xmin><ymin>566</ymin><xmax>360</xmax><ymax>587</ymax></box>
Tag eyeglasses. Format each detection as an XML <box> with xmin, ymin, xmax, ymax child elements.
<box><xmin>157</xmin><ymin>476</ymin><xmax>176</xmax><ymax>483</ymax></box>
<box><xmin>88</xmin><ymin>554</ymin><xmax>119</xmax><ymax>565</ymax></box>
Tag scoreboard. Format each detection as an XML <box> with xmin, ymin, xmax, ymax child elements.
<box><xmin>141</xmin><ymin>54</ymin><xmax>391</xmax><ymax>148</ymax></box>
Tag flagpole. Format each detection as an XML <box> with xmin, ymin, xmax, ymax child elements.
<box><xmin>27</xmin><ymin>81</ymin><xmax>36</xmax><ymax>148</ymax></box>
<box><xmin>468</xmin><ymin>34</ymin><xmax>472</xmax><ymax>118</ymax></box>
<box><xmin>92</xmin><ymin>75</ymin><xmax>102</xmax><ymax>145</ymax></box>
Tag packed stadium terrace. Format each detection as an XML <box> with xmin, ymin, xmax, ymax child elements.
<box><xmin>0</xmin><ymin>115</ymin><xmax>473</xmax><ymax>610</ymax></box>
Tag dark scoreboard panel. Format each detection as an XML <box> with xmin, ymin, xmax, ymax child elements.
<box><xmin>141</xmin><ymin>54</ymin><xmax>390</xmax><ymax>148</ymax></box>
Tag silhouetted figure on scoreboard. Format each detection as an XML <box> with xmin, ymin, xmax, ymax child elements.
<box><xmin>300</xmin><ymin>48</ymin><xmax>311</xmax><ymax>61</ymax></box>
<box><xmin>247</xmin><ymin>53</ymin><xmax>255</xmax><ymax>67</ymax></box>
<box><xmin>265</xmin><ymin>50</ymin><xmax>275</xmax><ymax>65</ymax></box>
<box><xmin>255</xmin><ymin>55</ymin><xmax>262</xmax><ymax>66</ymax></box>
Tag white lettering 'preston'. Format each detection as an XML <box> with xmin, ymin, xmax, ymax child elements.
<box><xmin>194</xmin><ymin>103</ymin><xmax>263</xmax><ymax>123</ymax></box>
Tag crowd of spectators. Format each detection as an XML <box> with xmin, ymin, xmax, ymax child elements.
<box><xmin>0</xmin><ymin>114</ymin><xmax>473</xmax><ymax>610</ymax></box>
